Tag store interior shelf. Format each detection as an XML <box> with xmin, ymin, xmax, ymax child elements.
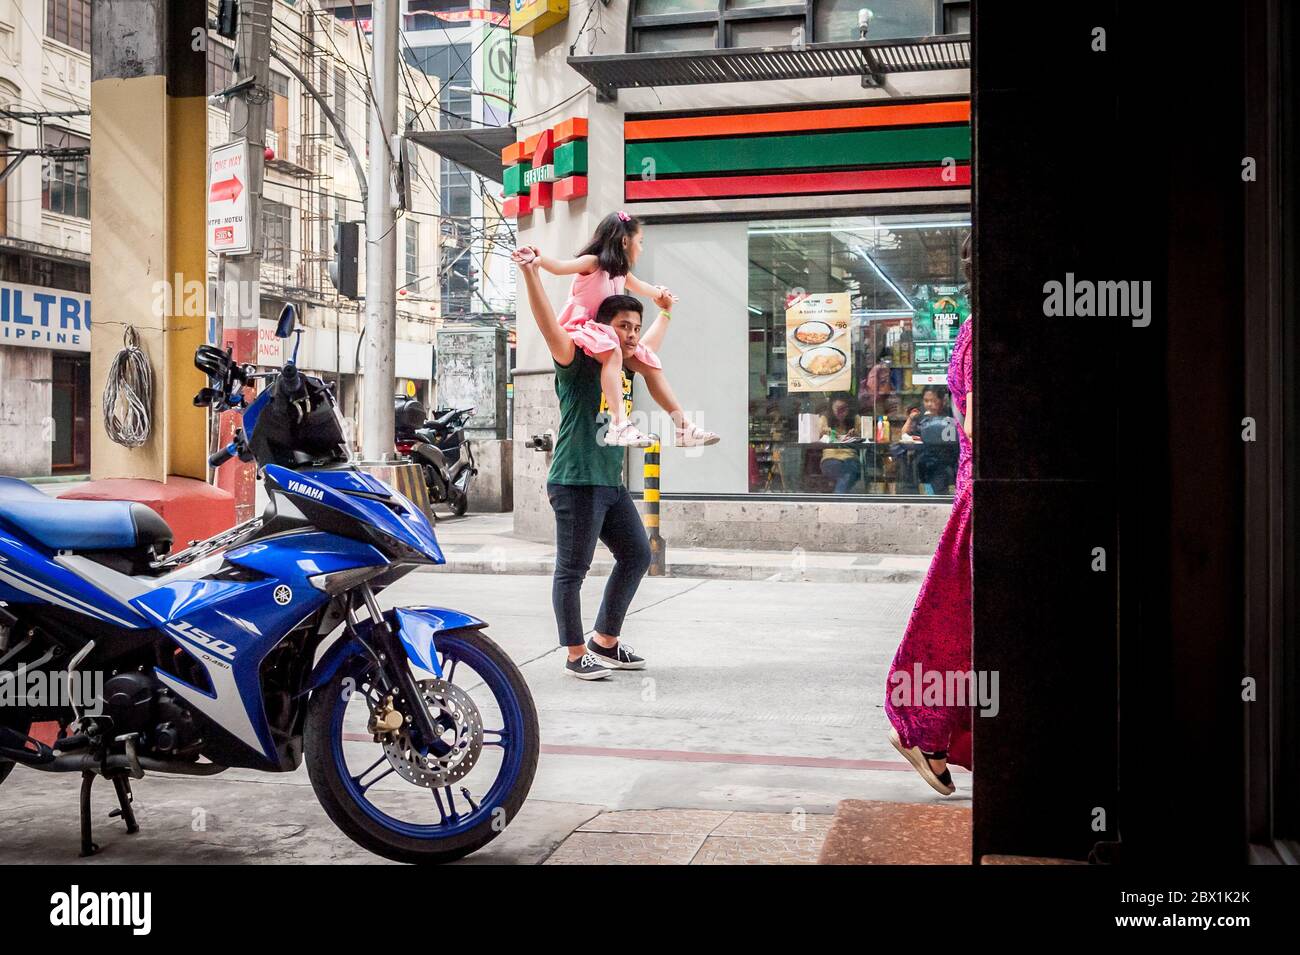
<box><xmin>568</xmin><ymin>35</ymin><xmax>971</xmax><ymax>102</ymax></box>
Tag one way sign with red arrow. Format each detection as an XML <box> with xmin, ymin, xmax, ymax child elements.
<box><xmin>209</xmin><ymin>175</ymin><xmax>243</xmax><ymax>204</ymax></box>
<box><xmin>207</xmin><ymin>139</ymin><xmax>251</xmax><ymax>255</ymax></box>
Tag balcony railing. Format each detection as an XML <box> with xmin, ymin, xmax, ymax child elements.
<box><xmin>568</xmin><ymin>34</ymin><xmax>970</xmax><ymax>102</ymax></box>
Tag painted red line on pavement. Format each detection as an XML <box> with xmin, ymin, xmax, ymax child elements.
<box><xmin>341</xmin><ymin>734</ymin><xmax>968</xmax><ymax>774</ymax></box>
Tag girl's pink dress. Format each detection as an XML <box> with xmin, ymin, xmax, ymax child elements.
<box><xmin>884</xmin><ymin>317</ymin><xmax>974</xmax><ymax>769</ymax></box>
<box><xmin>558</xmin><ymin>269</ymin><xmax>663</xmax><ymax>370</ymax></box>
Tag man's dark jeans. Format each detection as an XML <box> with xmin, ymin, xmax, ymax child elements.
<box><xmin>547</xmin><ymin>482</ymin><xmax>652</xmax><ymax>647</ymax></box>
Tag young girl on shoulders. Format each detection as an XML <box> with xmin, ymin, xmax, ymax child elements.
<box><xmin>514</xmin><ymin>211</ymin><xmax>719</xmax><ymax>448</ymax></box>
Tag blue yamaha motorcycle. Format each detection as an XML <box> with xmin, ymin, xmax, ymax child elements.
<box><xmin>0</xmin><ymin>306</ymin><xmax>538</xmax><ymax>864</ymax></box>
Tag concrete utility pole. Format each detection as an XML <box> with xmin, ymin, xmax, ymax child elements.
<box><xmin>219</xmin><ymin>0</ymin><xmax>272</xmax><ymax>521</ymax></box>
<box><xmin>80</xmin><ymin>0</ymin><xmax>233</xmax><ymax>544</ymax></box>
<box><xmin>361</xmin><ymin>0</ymin><xmax>400</xmax><ymax>461</ymax></box>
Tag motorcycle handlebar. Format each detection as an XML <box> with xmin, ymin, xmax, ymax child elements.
<box><xmin>208</xmin><ymin>442</ymin><xmax>238</xmax><ymax>467</ymax></box>
<box><xmin>279</xmin><ymin>362</ymin><xmax>305</xmax><ymax>398</ymax></box>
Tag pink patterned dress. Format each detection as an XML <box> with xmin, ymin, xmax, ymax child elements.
<box><xmin>558</xmin><ymin>269</ymin><xmax>663</xmax><ymax>370</ymax></box>
<box><xmin>884</xmin><ymin>317</ymin><xmax>974</xmax><ymax>769</ymax></box>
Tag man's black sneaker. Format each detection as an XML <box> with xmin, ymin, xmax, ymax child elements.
<box><xmin>586</xmin><ymin>638</ymin><xmax>646</xmax><ymax>670</ymax></box>
<box><xmin>565</xmin><ymin>651</ymin><xmax>612</xmax><ymax>680</ymax></box>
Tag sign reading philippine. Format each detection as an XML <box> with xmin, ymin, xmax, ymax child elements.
<box><xmin>0</xmin><ymin>281</ymin><xmax>91</xmax><ymax>351</ymax></box>
<box><xmin>208</xmin><ymin>139</ymin><xmax>251</xmax><ymax>255</ymax></box>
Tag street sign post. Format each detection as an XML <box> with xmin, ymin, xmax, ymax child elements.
<box><xmin>207</xmin><ymin>139</ymin><xmax>251</xmax><ymax>255</ymax></box>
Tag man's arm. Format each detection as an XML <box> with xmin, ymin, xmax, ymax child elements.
<box><xmin>635</xmin><ymin>278</ymin><xmax>678</xmax><ymax>353</ymax></box>
<box><xmin>517</xmin><ymin>258</ymin><xmax>575</xmax><ymax>365</ymax></box>
<box><xmin>640</xmin><ymin>304</ymin><xmax>672</xmax><ymax>353</ymax></box>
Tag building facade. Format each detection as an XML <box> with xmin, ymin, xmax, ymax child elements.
<box><xmin>0</xmin><ymin>0</ymin><xmax>93</xmax><ymax>478</ymax></box>
<box><xmin>210</xmin><ymin>1</ymin><xmax>444</xmax><ymax>447</ymax></box>
<box><xmin>508</xmin><ymin>0</ymin><xmax>970</xmax><ymax>552</ymax></box>
<box><xmin>0</xmin><ymin>0</ymin><xmax>452</xmax><ymax>480</ymax></box>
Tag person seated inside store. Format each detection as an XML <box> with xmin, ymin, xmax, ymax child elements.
<box><xmin>900</xmin><ymin>386</ymin><xmax>960</xmax><ymax>494</ymax></box>
<box><xmin>818</xmin><ymin>393</ymin><xmax>862</xmax><ymax>495</ymax></box>
<box><xmin>860</xmin><ymin>346</ymin><xmax>899</xmax><ymax>409</ymax></box>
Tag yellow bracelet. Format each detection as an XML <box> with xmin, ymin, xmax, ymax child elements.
<box><xmin>657</xmin><ymin>309</ymin><xmax>672</xmax><ymax>320</ymax></box>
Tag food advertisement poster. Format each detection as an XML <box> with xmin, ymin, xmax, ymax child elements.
<box><xmin>913</xmin><ymin>292</ymin><xmax>970</xmax><ymax>385</ymax></box>
<box><xmin>786</xmin><ymin>292</ymin><xmax>851</xmax><ymax>392</ymax></box>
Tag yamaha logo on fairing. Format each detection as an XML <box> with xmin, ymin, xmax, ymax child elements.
<box><xmin>273</xmin><ymin>585</ymin><xmax>292</xmax><ymax>606</ymax></box>
<box><xmin>287</xmin><ymin>480</ymin><xmax>325</xmax><ymax>501</ymax></box>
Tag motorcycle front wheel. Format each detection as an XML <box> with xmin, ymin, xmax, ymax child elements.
<box><xmin>304</xmin><ymin>627</ymin><xmax>538</xmax><ymax>864</ymax></box>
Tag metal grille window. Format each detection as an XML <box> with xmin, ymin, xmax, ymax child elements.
<box><xmin>629</xmin><ymin>0</ymin><xmax>948</xmax><ymax>52</ymax></box>
<box><xmin>207</xmin><ymin>40</ymin><xmax>235</xmax><ymax>112</ymax></box>
<box><xmin>41</xmin><ymin>129</ymin><xmax>90</xmax><ymax>219</ymax></box>
<box><xmin>262</xmin><ymin>200</ymin><xmax>291</xmax><ymax>268</ymax></box>
<box><xmin>405</xmin><ymin>219</ymin><xmax>420</xmax><ymax>290</ymax></box>
<box><xmin>47</xmin><ymin>0</ymin><xmax>91</xmax><ymax>53</ymax></box>
<box><xmin>334</xmin><ymin>67</ymin><xmax>349</xmax><ymax>137</ymax></box>
<box><xmin>267</xmin><ymin>71</ymin><xmax>290</xmax><ymax>135</ymax></box>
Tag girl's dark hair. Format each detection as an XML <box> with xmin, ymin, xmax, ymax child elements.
<box><xmin>578</xmin><ymin>212</ymin><xmax>641</xmax><ymax>277</ymax></box>
<box><xmin>826</xmin><ymin>393</ymin><xmax>855</xmax><ymax>427</ymax></box>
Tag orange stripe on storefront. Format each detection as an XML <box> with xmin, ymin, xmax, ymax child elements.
<box><xmin>624</xmin><ymin>100</ymin><xmax>970</xmax><ymax>142</ymax></box>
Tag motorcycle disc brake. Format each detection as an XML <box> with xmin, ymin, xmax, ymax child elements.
<box><xmin>379</xmin><ymin>679</ymin><xmax>484</xmax><ymax>789</ymax></box>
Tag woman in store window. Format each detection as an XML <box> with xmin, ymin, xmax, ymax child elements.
<box><xmin>901</xmin><ymin>386</ymin><xmax>960</xmax><ymax>494</ymax></box>
<box><xmin>818</xmin><ymin>394</ymin><xmax>862</xmax><ymax>495</ymax></box>
<box><xmin>883</xmin><ymin>234</ymin><xmax>975</xmax><ymax>795</ymax></box>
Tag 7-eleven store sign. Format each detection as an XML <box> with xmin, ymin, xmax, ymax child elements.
<box><xmin>501</xmin><ymin>117</ymin><xmax>587</xmax><ymax>217</ymax></box>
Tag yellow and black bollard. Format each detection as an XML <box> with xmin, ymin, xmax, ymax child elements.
<box><xmin>640</xmin><ymin>437</ymin><xmax>666</xmax><ymax>576</ymax></box>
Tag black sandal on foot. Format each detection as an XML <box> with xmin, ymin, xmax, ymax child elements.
<box><xmin>920</xmin><ymin>749</ymin><xmax>954</xmax><ymax>792</ymax></box>
<box><xmin>888</xmin><ymin>727</ymin><xmax>957</xmax><ymax>796</ymax></box>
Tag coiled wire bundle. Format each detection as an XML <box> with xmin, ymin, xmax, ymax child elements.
<box><xmin>102</xmin><ymin>326</ymin><xmax>154</xmax><ymax>448</ymax></box>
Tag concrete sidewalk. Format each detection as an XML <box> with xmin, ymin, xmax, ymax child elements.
<box><xmin>430</xmin><ymin>512</ymin><xmax>931</xmax><ymax>584</ymax></box>
<box><xmin>0</xmin><ymin>571</ymin><xmax>955</xmax><ymax>865</ymax></box>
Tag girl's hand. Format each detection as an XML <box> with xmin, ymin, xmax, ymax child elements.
<box><xmin>653</xmin><ymin>286</ymin><xmax>678</xmax><ymax>310</ymax></box>
<box><xmin>511</xmin><ymin>246</ymin><xmax>540</xmax><ymax>267</ymax></box>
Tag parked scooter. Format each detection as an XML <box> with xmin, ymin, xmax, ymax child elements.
<box><xmin>395</xmin><ymin>398</ymin><xmax>477</xmax><ymax>517</ymax></box>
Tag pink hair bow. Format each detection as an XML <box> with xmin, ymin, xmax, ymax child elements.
<box><xmin>616</xmin><ymin>211</ymin><xmax>631</xmax><ymax>222</ymax></box>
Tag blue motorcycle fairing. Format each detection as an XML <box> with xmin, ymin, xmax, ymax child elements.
<box><xmin>303</xmin><ymin>469</ymin><xmax>399</xmax><ymax>498</ymax></box>
<box><xmin>306</xmin><ymin>606</ymin><xmax>488</xmax><ymax>692</ymax></box>
<box><xmin>223</xmin><ymin>530</ymin><xmax>387</xmax><ymax>580</ymax></box>
<box><xmin>126</xmin><ymin>534</ymin><xmax>366</xmax><ymax>763</ymax></box>
<box><xmin>265</xmin><ymin>465</ymin><xmax>444</xmax><ymax>565</ymax></box>
<box><xmin>240</xmin><ymin>384</ymin><xmax>269</xmax><ymax>440</ymax></box>
<box><xmin>0</xmin><ymin>529</ymin><xmax>153</xmax><ymax>629</ymax></box>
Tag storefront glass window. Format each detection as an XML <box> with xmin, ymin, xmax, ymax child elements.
<box><xmin>814</xmin><ymin>0</ymin><xmax>934</xmax><ymax>43</ymax></box>
<box><xmin>747</xmin><ymin>211</ymin><xmax>970</xmax><ymax>497</ymax></box>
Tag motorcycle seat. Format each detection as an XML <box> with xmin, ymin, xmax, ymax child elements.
<box><xmin>0</xmin><ymin>477</ymin><xmax>174</xmax><ymax>554</ymax></box>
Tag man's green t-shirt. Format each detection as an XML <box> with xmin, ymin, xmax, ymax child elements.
<box><xmin>547</xmin><ymin>352</ymin><xmax>632</xmax><ymax>487</ymax></box>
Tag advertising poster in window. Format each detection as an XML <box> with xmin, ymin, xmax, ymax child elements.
<box><xmin>785</xmin><ymin>292</ymin><xmax>852</xmax><ymax>392</ymax></box>
<box><xmin>912</xmin><ymin>292</ymin><xmax>970</xmax><ymax>385</ymax></box>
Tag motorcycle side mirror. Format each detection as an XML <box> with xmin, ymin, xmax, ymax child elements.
<box><xmin>275</xmin><ymin>303</ymin><xmax>298</xmax><ymax>338</ymax></box>
<box><xmin>195</xmin><ymin>343</ymin><xmax>231</xmax><ymax>379</ymax></box>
